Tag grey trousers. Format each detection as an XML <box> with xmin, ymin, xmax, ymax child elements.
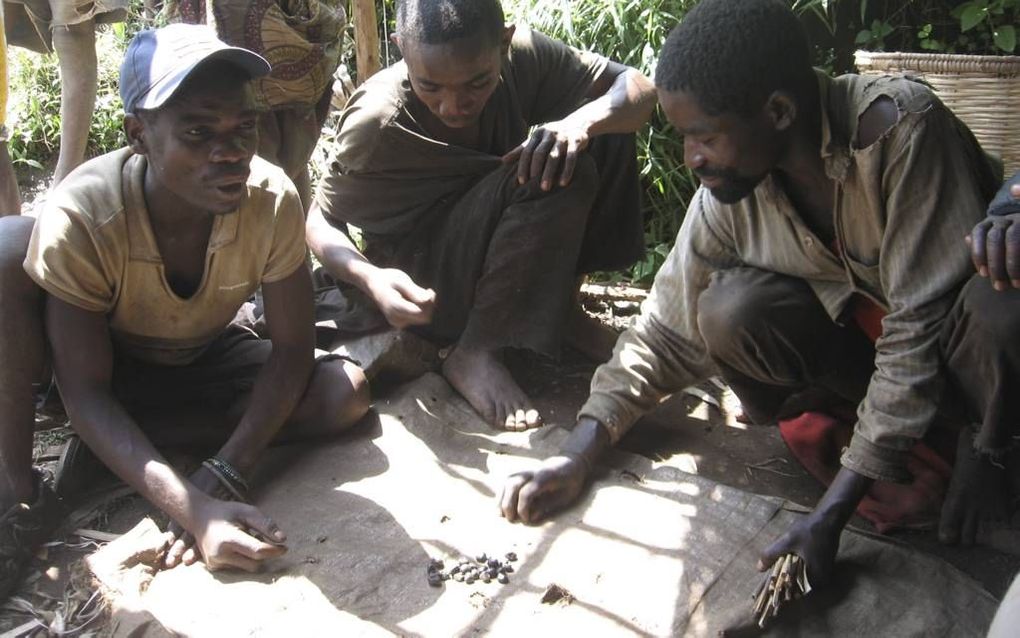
<box><xmin>697</xmin><ymin>267</ymin><xmax>1020</xmax><ymax>454</ymax></box>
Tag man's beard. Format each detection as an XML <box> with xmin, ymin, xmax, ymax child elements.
<box><xmin>696</xmin><ymin>167</ymin><xmax>767</xmax><ymax>204</ymax></box>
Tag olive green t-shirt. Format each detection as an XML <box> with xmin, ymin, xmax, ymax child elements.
<box><xmin>314</xmin><ymin>27</ymin><xmax>609</xmax><ymax>236</ymax></box>
<box><xmin>24</xmin><ymin>148</ymin><xmax>306</xmax><ymax>366</ymax></box>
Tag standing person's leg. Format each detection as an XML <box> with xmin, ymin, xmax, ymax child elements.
<box><xmin>0</xmin><ymin>215</ymin><xmax>58</xmax><ymax>601</ymax></box>
<box><xmin>938</xmin><ymin>275</ymin><xmax>1020</xmax><ymax>545</ymax></box>
<box><xmin>0</xmin><ymin>4</ymin><xmax>21</xmax><ymax>216</ymax></box>
<box><xmin>49</xmin><ymin>18</ymin><xmax>96</xmax><ymax>187</ymax></box>
<box><xmin>697</xmin><ymin>268</ymin><xmax>875</xmax><ymax>424</ymax></box>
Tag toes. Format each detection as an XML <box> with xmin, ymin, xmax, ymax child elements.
<box><xmin>525</xmin><ymin>408</ymin><xmax>541</xmax><ymax>429</ymax></box>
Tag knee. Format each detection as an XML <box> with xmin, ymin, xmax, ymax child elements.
<box><xmin>696</xmin><ymin>269</ymin><xmax>774</xmax><ymax>356</ymax></box>
<box><xmin>0</xmin><ymin>216</ymin><xmax>37</xmax><ymax>295</ymax></box>
<box><xmin>310</xmin><ymin>358</ymin><xmax>371</xmax><ymax>432</ymax></box>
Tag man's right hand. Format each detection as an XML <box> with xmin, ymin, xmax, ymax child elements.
<box><xmin>967</xmin><ymin>183</ymin><xmax>1020</xmax><ymax>290</ymax></box>
<box><xmin>189</xmin><ymin>499</ymin><xmax>287</xmax><ymax>572</ymax></box>
<box><xmin>499</xmin><ymin>454</ymin><xmax>589</xmax><ymax>524</ymax></box>
<box><xmin>365</xmin><ymin>268</ymin><xmax>436</xmax><ymax>329</ymax></box>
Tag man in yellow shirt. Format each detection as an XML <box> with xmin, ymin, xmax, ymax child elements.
<box><xmin>0</xmin><ymin>24</ymin><xmax>369</xmax><ymax>600</ymax></box>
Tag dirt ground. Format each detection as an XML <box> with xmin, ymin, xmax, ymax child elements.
<box><xmin>1</xmin><ymin>287</ymin><xmax>1017</xmax><ymax>635</ymax></box>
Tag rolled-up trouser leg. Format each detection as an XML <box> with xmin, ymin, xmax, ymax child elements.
<box><xmin>940</xmin><ymin>275</ymin><xmax>1020</xmax><ymax>453</ymax></box>
<box><xmin>697</xmin><ymin>267</ymin><xmax>875</xmax><ymax>425</ymax></box>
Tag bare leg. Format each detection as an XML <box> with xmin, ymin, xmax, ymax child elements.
<box><xmin>442</xmin><ymin>346</ymin><xmax>540</xmax><ymax>431</ymax></box>
<box><xmin>51</xmin><ymin>21</ymin><xmax>97</xmax><ymax>188</ymax></box>
<box><xmin>0</xmin><ymin>143</ymin><xmax>20</xmax><ymax>216</ymax></box>
<box><xmin>0</xmin><ymin>216</ymin><xmax>44</xmax><ymax>511</ymax></box>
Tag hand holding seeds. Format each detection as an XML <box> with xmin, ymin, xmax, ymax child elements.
<box><xmin>751</xmin><ymin>553</ymin><xmax>811</xmax><ymax>628</ymax></box>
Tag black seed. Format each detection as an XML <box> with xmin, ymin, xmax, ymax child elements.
<box><xmin>466</xmin><ymin>575</ymin><xmax>477</xmax><ymax>584</ymax></box>
<box><xmin>453</xmin><ymin>572</ymin><xmax>464</xmax><ymax>582</ymax></box>
<box><xmin>505</xmin><ymin>552</ymin><xmax>518</xmax><ymax>562</ymax></box>
<box><xmin>482</xmin><ymin>574</ymin><xmax>491</xmax><ymax>583</ymax></box>
<box><xmin>450</xmin><ymin>565</ymin><xmax>461</xmax><ymax>575</ymax></box>
<box><xmin>476</xmin><ymin>554</ymin><xmax>487</xmax><ymax>563</ymax></box>
<box><xmin>497</xmin><ymin>573</ymin><xmax>509</xmax><ymax>584</ymax></box>
<box><xmin>487</xmin><ymin>569</ymin><xmax>498</xmax><ymax>578</ymax></box>
<box><xmin>502</xmin><ymin>564</ymin><xmax>514</xmax><ymax>573</ymax></box>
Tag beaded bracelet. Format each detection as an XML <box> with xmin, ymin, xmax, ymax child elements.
<box><xmin>202</xmin><ymin>456</ymin><xmax>249</xmax><ymax>502</ymax></box>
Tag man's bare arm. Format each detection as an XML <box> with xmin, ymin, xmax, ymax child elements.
<box><xmin>506</xmin><ymin>60</ymin><xmax>657</xmax><ymax>190</ymax></box>
<box><xmin>215</xmin><ymin>264</ymin><xmax>317</xmax><ymax>474</ymax></box>
<box><xmin>46</xmin><ymin>297</ymin><xmax>284</xmax><ymax>571</ymax></box>
<box><xmin>306</xmin><ymin>202</ymin><xmax>435</xmax><ymax>329</ymax></box>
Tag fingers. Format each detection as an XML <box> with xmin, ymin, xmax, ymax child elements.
<box><xmin>530</xmin><ymin>134</ymin><xmax>557</xmax><ymax>189</ymax></box>
<box><xmin>501</xmin><ymin>145</ymin><xmax>523</xmax><ymax>165</ymax></box>
<box><xmin>1012</xmin><ymin>183</ymin><xmax>1020</xmax><ymax>199</ymax></box>
<box><xmin>517</xmin><ymin>473</ymin><xmax>560</xmax><ymax>524</ymax></box>
<box><xmin>986</xmin><ymin>221</ymin><xmax>1010</xmax><ymax>290</ymax></box>
<box><xmin>1006</xmin><ymin>223</ymin><xmax>1020</xmax><ymax>286</ymax></box>
<box><xmin>499</xmin><ymin>473</ymin><xmax>530</xmax><ymax>523</ymax></box>
<box><xmin>516</xmin><ymin>132</ymin><xmax>542</xmax><ymax>185</ymax></box>
<box><xmin>238</xmin><ymin>506</ymin><xmax>287</xmax><ymax>545</ymax></box>
<box><xmin>539</xmin><ymin>139</ymin><xmax>566</xmax><ymax>191</ymax></box>
<box><xmin>559</xmin><ymin>137</ymin><xmax>582</xmax><ymax>187</ymax></box>
<box><xmin>163</xmin><ymin>533</ymin><xmax>192</xmax><ymax>569</ymax></box>
<box><xmin>393</xmin><ymin>277</ymin><xmax>436</xmax><ymax>308</ymax></box>
<box><xmin>757</xmin><ymin>536</ymin><xmax>789</xmax><ymax>572</ymax></box>
<box><xmin>970</xmin><ymin>220</ymin><xmax>991</xmax><ymax>278</ymax></box>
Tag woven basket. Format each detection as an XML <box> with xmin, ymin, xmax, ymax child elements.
<box><xmin>854</xmin><ymin>51</ymin><xmax>1020</xmax><ymax>175</ymax></box>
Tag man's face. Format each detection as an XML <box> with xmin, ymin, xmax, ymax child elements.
<box><xmin>129</xmin><ymin>69</ymin><xmax>258</xmax><ymax>215</ymax></box>
<box><xmin>399</xmin><ymin>29</ymin><xmax>510</xmax><ymax>129</ymax></box>
<box><xmin>659</xmin><ymin>88</ymin><xmax>781</xmax><ymax>204</ymax></box>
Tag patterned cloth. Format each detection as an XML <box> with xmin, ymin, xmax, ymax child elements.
<box><xmin>166</xmin><ymin>0</ymin><xmax>346</xmax><ymax>110</ymax></box>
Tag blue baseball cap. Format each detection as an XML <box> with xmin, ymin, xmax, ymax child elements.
<box><xmin>119</xmin><ymin>23</ymin><xmax>271</xmax><ymax>114</ymax></box>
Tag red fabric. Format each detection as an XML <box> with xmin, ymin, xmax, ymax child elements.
<box><xmin>848</xmin><ymin>293</ymin><xmax>886</xmax><ymax>343</ymax></box>
<box><xmin>779</xmin><ymin>411</ymin><xmax>953</xmax><ymax>533</ymax></box>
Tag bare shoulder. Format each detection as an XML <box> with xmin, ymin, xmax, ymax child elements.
<box><xmin>856</xmin><ymin>95</ymin><xmax>899</xmax><ymax>149</ymax></box>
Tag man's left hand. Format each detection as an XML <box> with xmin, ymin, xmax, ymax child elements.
<box><xmin>502</xmin><ymin>120</ymin><xmax>590</xmax><ymax>191</ymax></box>
<box><xmin>162</xmin><ymin>465</ymin><xmax>233</xmax><ymax>569</ymax></box>
<box><xmin>757</xmin><ymin>512</ymin><xmax>841</xmax><ymax>587</ymax></box>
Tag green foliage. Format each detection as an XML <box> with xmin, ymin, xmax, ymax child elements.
<box><xmin>837</xmin><ymin>0</ymin><xmax>1018</xmax><ymax>54</ymax></box>
<box><xmin>6</xmin><ymin>2</ymin><xmax>152</xmax><ymax>173</ymax></box>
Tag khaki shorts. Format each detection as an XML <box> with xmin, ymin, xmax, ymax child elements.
<box><xmin>2</xmin><ymin>0</ymin><xmax>127</xmax><ymax>54</ymax></box>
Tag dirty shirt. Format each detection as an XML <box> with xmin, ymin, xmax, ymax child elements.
<box><xmin>24</xmin><ymin>148</ymin><xmax>306</xmax><ymax>366</ymax></box>
<box><xmin>313</xmin><ymin>27</ymin><xmax>609</xmax><ymax>237</ymax></box>
<box><xmin>580</xmin><ymin>72</ymin><xmax>1001</xmax><ymax>483</ymax></box>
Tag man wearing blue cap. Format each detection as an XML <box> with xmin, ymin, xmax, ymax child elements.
<box><xmin>0</xmin><ymin>23</ymin><xmax>369</xmax><ymax>599</ymax></box>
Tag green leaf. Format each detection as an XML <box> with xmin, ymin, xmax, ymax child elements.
<box><xmin>994</xmin><ymin>25</ymin><xmax>1017</xmax><ymax>51</ymax></box>
<box><xmin>855</xmin><ymin>29</ymin><xmax>872</xmax><ymax>44</ymax></box>
<box><xmin>960</xmin><ymin>4</ymin><xmax>988</xmax><ymax>31</ymax></box>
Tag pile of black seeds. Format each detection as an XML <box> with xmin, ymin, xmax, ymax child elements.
<box><xmin>427</xmin><ymin>552</ymin><xmax>518</xmax><ymax>587</ymax></box>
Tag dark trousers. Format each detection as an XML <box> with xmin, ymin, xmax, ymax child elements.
<box><xmin>698</xmin><ymin>267</ymin><xmax>1020</xmax><ymax>453</ymax></box>
<box><xmin>367</xmin><ymin>134</ymin><xmax>644</xmax><ymax>356</ymax></box>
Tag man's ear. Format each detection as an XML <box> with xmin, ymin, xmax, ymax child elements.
<box><xmin>124</xmin><ymin>114</ymin><xmax>148</xmax><ymax>155</ymax></box>
<box><xmin>764</xmin><ymin>91</ymin><xmax>797</xmax><ymax>132</ymax></box>
<box><xmin>500</xmin><ymin>24</ymin><xmax>516</xmax><ymax>54</ymax></box>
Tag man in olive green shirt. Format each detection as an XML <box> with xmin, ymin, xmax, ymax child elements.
<box><xmin>306</xmin><ymin>0</ymin><xmax>656</xmax><ymax>431</ymax></box>
<box><xmin>502</xmin><ymin>0</ymin><xmax>1016</xmax><ymax>590</ymax></box>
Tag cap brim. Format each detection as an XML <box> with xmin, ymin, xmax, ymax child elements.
<box><xmin>133</xmin><ymin>47</ymin><xmax>271</xmax><ymax>112</ymax></box>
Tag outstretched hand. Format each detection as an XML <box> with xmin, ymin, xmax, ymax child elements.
<box><xmin>502</xmin><ymin>120</ymin><xmax>591</xmax><ymax>191</ymax></box>
<box><xmin>366</xmin><ymin>267</ymin><xmax>436</xmax><ymax>329</ymax></box>
<box><xmin>499</xmin><ymin>454</ymin><xmax>589</xmax><ymax>524</ymax></box>
<box><xmin>967</xmin><ymin>184</ymin><xmax>1020</xmax><ymax>290</ymax></box>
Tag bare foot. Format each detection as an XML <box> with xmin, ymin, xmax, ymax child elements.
<box><xmin>442</xmin><ymin>346</ymin><xmax>542</xmax><ymax>431</ymax></box>
<box><xmin>938</xmin><ymin>429</ymin><xmax>1011</xmax><ymax>546</ymax></box>
<box><xmin>564</xmin><ymin>304</ymin><xmax>620</xmax><ymax>362</ymax></box>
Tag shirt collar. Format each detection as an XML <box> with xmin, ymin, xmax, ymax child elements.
<box><xmin>123</xmin><ymin>153</ymin><xmax>241</xmax><ymax>262</ymax></box>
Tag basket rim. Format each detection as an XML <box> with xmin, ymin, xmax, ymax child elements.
<box><xmin>854</xmin><ymin>49</ymin><xmax>1020</xmax><ymax>74</ymax></box>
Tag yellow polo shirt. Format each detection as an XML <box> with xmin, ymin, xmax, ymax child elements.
<box><xmin>24</xmin><ymin>148</ymin><xmax>306</xmax><ymax>366</ymax></box>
